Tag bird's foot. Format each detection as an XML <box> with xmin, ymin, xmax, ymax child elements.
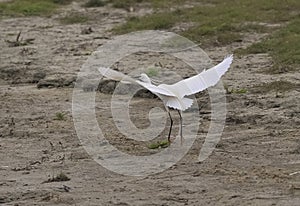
<box><xmin>168</xmin><ymin>136</ymin><xmax>176</xmax><ymax>144</ymax></box>
<box><xmin>168</xmin><ymin>136</ymin><xmax>184</xmax><ymax>145</ymax></box>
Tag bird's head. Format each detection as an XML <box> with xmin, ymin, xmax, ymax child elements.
<box><xmin>139</xmin><ymin>73</ymin><xmax>152</xmax><ymax>84</ymax></box>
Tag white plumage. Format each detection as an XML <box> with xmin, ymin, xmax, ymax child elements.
<box><xmin>98</xmin><ymin>54</ymin><xmax>233</xmax><ymax>142</ymax></box>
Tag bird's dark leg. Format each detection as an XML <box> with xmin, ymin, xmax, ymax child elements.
<box><xmin>177</xmin><ymin>110</ymin><xmax>183</xmax><ymax>144</ymax></box>
<box><xmin>167</xmin><ymin>111</ymin><xmax>173</xmax><ymax>143</ymax></box>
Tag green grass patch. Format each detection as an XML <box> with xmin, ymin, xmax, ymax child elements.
<box><xmin>112</xmin><ymin>0</ymin><xmax>300</xmax><ymax>46</ymax></box>
<box><xmin>237</xmin><ymin>18</ymin><xmax>300</xmax><ymax>74</ymax></box>
<box><xmin>60</xmin><ymin>13</ymin><xmax>89</xmax><ymax>24</ymax></box>
<box><xmin>54</xmin><ymin>112</ymin><xmax>66</xmax><ymax>121</ymax></box>
<box><xmin>113</xmin><ymin>13</ymin><xmax>178</xmax><ymax>34</ymax></box>
<box><xmin>148</xmin><ymin>140</ymin><xmax>169</xmax><ymax>149</ymax></box>
<box><xmin>111</xmin><ymin>0</ymin><xmax>300</xmax><ymax>71</ymax></box>
<box><xmin>0</xmin><ymin>0</ymin><xmax>72</xmax><ymax>17</ymax></box>
<box><xmin>146</xmin><ymin>67</ymin><xmax>159</xmax><ymax>77</ymax></box>
<box><xmin>225</xmin><ymin>85</ymin><xmax>248</xmax><ymax>94</ymax></box>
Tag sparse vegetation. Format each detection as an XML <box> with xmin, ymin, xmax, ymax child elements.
<box><xmin>83</xmin><ymin>0</ymin><xmax>149</xmax><ymax>9</ymax></box>
<box><xmin>84</xmin><ymin>0</ymin><xmax>106</xmax><ymax>7</ymax></box>
<box><xmin>1</xmin><ymin>0</ymin><xmax>300</xmax><ymax>203</ymax></box>
<box><xmin>146</xmin><ymin>67</ymin><xmax>159</xmax><ymax>77</ymax></box>
<box><xmin>0</xmin><ymin>0</ymin><xmax>73</xmax><ymax>17</ymax></box>
<box><xmin>5</xmin><ymin>31</ymin><xmax>34</xmax><ymax>47</ymax></box>
<box><xmin>113</xmin><ymin>0</ymin><xmax>299</xmax><ymax>46</ymax></box>
<box><xmin>54</xmin><ymin>112</ymin><xmax>66</xmax><ymax>121</ymax></box>
<box><xmin>52</xmin><ymin>0</ymin><xmax>73</xmax><ymax>5</ymax></box>
<box><xmin>252</xmin><ymin>80</ymin><xmax>299</xmax><ymax>97</ymax></box>
<box><xmin>111</xmin><ymin>0</ymin><xmax>300</xmax><ymax>71</ymax></box>
<box><xmin>44</xmin><ymin>172</ymin><xmax>70</xmax><ymax>183</ymax></box>
<box><xmin>237</xmin><ymin>18</ymin><xmax>300</xmax><ymax>74</ymax></box>
<box><xmin>111</xmin><ymin>0</ymin><xmax>144</xmax><ymax>9</ymax></box>
<box><xmin>113</xmin><ymin>13</ymin><xmax>178</xmax><ymax>34</ymax></box>
<box><xmin>225</xmin><ymin>85</ymin><xmax>247</xmax><ymax>94</ymax></box>
<box><xmin>60</xmin><ymin>13</ymin><xmax>89</xmax><ymax>24</ymax></box>
<box><xmin>148</xmin><ymin>140</ymin><xmax>169</xmax><ymax>149</ymax></box>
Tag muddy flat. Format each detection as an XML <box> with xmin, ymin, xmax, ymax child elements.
<box><xmin>1</xmin><ymin>1</ymin><xmax>300</xmax><ymax>205</ymax></box>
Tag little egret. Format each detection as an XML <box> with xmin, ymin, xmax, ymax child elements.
<box><xmin>98</xmin><ymin>54</ymin><xmax>233</xmax><ymax>143</ymax></box>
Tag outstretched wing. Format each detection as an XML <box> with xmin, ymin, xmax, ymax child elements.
<box><xmin>98</xmin><ymin>67</ymin><xmax>135</xmax><ymax>84</ymax></box>
<box><xmin>98</xmin><ymin>67</ymin><xmax>176</xmax><ymax>97</ymax></box>
<box><xmin>159</xmin><ymin>55</ymin><xmax>233</xmax><ymax>97</ymax></box>
<box><xmin>136</xmin><ymin>80</ymin><xmax>176</xmax><ymax>97</ymax></box>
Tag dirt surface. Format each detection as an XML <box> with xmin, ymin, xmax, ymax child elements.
<box><xmin>1</xmin><ymin>2</ymin><xmax>300</xmax><ymax>206</ymax></box>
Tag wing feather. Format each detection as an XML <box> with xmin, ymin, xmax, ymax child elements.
<box><xmin>98</xmin><ymin>67</ymin><xmax>135</xmax><ymax>84</ymax></box>
<box><xmin>160</xmin><ymin>55</ymin><xmax>233</xmax><ymax>97</ymax></box>
<box><xmin>98</xmin><ymin>67</ymin><xmax>176</xmax><ymax>97</ymax></box>
<box><xmin>136</xmin><ymin>81</ymin><xmax>176</xmax><ymax>97</ymax></box>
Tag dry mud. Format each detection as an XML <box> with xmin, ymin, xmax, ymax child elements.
<box><xmin>1</xmin><ymin>2</ymin><xmax>300</xmax><ymax>206</ymax></box>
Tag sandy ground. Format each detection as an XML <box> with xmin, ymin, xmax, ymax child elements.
<box><xmin>1</xmin><ymin>2</ymin><xmax>300</xmax><ymax>206</ymax></box>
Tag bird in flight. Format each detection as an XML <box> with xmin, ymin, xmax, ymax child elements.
<box><xmin>98</xmin><ymin>54</ymin><xmax>233</xmax><ymax>143</ymax></box>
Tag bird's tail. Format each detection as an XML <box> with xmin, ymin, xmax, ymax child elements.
<box><xmin>166</xmin><ymin>97</ymin><xmax>193</xmax><ymax>111</ymax></box>
<box><xmin>181</xmin><ymin>98</ymin><xmax>194</xmax><ymax>110</ymax></box>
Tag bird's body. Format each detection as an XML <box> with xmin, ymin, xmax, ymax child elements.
<box><xmin>98</xmin><ymin>55</ymin><xmax>233</xmax><ymax>143</ymax></box>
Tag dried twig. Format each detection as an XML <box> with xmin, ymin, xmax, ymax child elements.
<box><xmin>5</xmin><ymin>31</ymin><xmax>35</xmax><ymax>47</ymax></box>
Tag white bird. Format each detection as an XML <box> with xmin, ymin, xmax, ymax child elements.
<box><xmin>98</xmin><ymin>54</ymin><xmax>233</xmax><ymax>143</ymax></box>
